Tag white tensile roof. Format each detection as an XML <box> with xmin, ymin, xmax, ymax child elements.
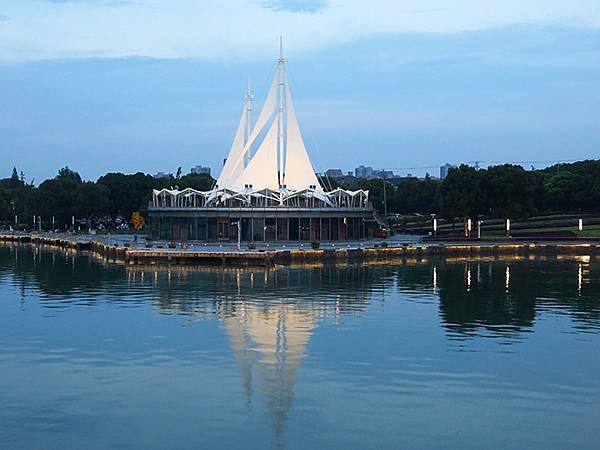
<box><xmin>216</xmin><ymin>38</ymin><xmax>322</xmax><ymax>194</ymax></box>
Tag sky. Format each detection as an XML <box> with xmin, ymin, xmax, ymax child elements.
<box><xmin>0</xmin><ymin>0</ymin><xmax>599</xmax><ymax>182</ymax></box>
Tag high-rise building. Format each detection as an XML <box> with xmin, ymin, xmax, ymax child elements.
<box><xmin>355</xmin><ymin>165</ymin><xmax>374</xmax><ymax>179</ymax></box>
<box><xmin>325</xmin><ymin>169</ymin><xmax>344</xmax><ymax>178</ymax></box>
<box><xmin>440</xmin><ymin>163</ymin><xmax>456</xmax><ymax>180</ymax></box>
<box><xmin>191</xmin><ymin>165</ymin><xmax>211</xmax><ymax>176</ymax></box>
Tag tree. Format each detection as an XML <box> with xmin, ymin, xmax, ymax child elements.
<box><xmin>75</xmin><ymin>182</ymin><xmax>110</xmax><ymax>223</ymax></box>
<box><xmin>482</xmin><ymin>165</ymin><xmax>539</xmax><ymax>218</ymax></box>
<box><xmin>131</xmin><ymin>211</ymin><xmax>145</xmax><ymax>230</ymax></box>
<box><xmin>35</xmin><ymin>178</ymin><xmax>78</xmax><ymax>228</ymax></box>
<box><xmin>57</xmin><ymin>167</ymin><xmax>82</xmax><ymax>184</ymax></box>
<box><xmin>177</xmin><ymin>173</ymin><xmax>215</xmax><ymax>191</ymax></box>
<box><xmin>97</xmin><ymin>172</ymin><xmax>158</xmax><ymax>219</ymax></box>
<box><xmin>438</xmin><ymin>165</ymin><xmax>484</xmax><ymax>219</ymax></box>
<box><xmin>11</xmin><ymin>167</ymin><xmax>18</xmax><ymax>181</ymax></box>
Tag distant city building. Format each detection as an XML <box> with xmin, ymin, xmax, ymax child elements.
<box><xmin>325</xmin><ymin>169</ymin><xmax>344</xmax><ymax>178</ymax></box>
<box><xmin>355</xmin><ymin>165</ymin><xmax>374</xmax><ymax>179</ymax></box>
<box><xmin>153</xmin><ymin>172</ymin><xmax>172</xmax><ymax>179</ymax></box>
<box><xmin>191</xmin><ymin>165</ymin><xmax>211</xmax><ymax>176</ymax></box>
<box><xmin>355</xmin><ymin>166</ymin><xmax>395</xmax><ymax>179</ymax></box>
<box><xmin>440</xmin><ymin>163</ymin><xmax>456</xmax><ymax>180</ymax></box>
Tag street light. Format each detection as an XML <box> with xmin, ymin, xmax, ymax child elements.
<box><xmin>506</xmin><ymin>219</ymin><xmax>511</xmax><ymax>237</ymax></box>
<box><xmin>477</xmin><ymin>220</ymin><xmax>482</xmax><ymax>239</ymax></box>
<box><xmin>579</xmin><ymin>218</ymin><xmax>583</xmax><ymax>232</ymax></box>
<box><xmin>432</xmin><ymin>215</ymin><xmax>437</xmax><ymax>238</ymax></box>
<box><xmin>467</xmin><ymin>218</ymin><xmax>472</xmax><ymax>238</ymax></box>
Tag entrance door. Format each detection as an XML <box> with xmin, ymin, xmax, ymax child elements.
<box><xmin>217</xmin><ymin>219</ymin><xmax>230</xmax><ymax>240</ymax></box>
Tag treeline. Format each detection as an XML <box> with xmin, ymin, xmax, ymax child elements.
<box><xmin>0</xmin><ymin>167</ymin><xmax>213</xmax><ymax>229</ymax></box>
<box><xmin>339</xmin><ymin>159</ymin><xmax>600</xmax><ymax>219</ymax></box>
<box><xmin>1</xmin><ymin>159</ymin><xmax>599</xmax><ymax>229</ymax></box>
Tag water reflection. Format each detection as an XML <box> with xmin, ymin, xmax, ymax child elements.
<box><xmin>3</xmin><ymin>244</ymin><xmax>600</xmax><ymax>334</ymax></box>
<box><xmin>2</xmin><ymin>244</ymin><xmax>600</xmax><ymax>447</ymax></box>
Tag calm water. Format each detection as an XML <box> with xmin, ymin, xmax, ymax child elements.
<box><xmin>1</xmin><ymin>245</ymin><xmax>600</xmax><ymax>450</ymax></box>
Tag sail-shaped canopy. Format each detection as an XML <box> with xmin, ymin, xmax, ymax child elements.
<box><xmin>216</xmin><ymin>42</ymin><xmax>321</xmax><ymax>193</ymax></box>
<box><xmin>231</xmin><ymin>118</ymin><xmax>280</xmax><ymax>192</ymax></box>
<box><xmin>281</xmin><ymin>77</ymin><xmax>321</xmax><ymax>191</ymax></box>
<box><xmin>216</xmin><ymin>104</ymin><xmax>248</xmax><ymax>189</ymax></box>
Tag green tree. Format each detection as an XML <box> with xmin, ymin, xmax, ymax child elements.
<box><xmin>177</xmin><ymin>173</ymin><xmax>215</xmax><ymax>191</ymax></box>
<box><xmin>57</xmin><ymin>166</ymin><xmax>82</xmax><ymax>184</ymax></box>
<box><xmin>482</xmin><ymin>164</ymin><xmax>539</xmax><ymax>218</ymax></box>
<box><xmin>35</xmin><ymin>178</ymin><xmax>78</xmax><ymax>228</ymax></box>
<box><xmin>75</xmin><ymin>182</ymin><xmax>110</xmax><ymax>223</ymax></box>
<box><xmin>438</xmin><ymin>165</ymin><xmax>484</xmax><ymax>219</ymax></box>
<box><xmin>97</xmin><ymin>172</ymin><xmax>159</xmax><ymax>219</ymax></box>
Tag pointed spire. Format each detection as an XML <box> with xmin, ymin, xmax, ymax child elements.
<box><xmin>244</xmin><ymin>78</ymin><xmax>253</xmax><ymax>165</ymax></box>
<box><xmin>245</xmin><ymin>78</ymin><xmax>253</xmax><ymax>109</ymax></box>
<box><xmin>278</xmin><ymin>34</ymin><xmax>285</xmax><ymax>64</ymax></box>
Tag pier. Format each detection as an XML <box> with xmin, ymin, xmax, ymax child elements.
<box><xmin>2</xmin><ymin>232</ymin><xmax>600</xmax><ymax>266</ymax></box>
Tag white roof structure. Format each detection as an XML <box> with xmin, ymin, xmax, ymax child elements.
<box><xmin>217</xmin><ymin>38</ymin><xmax>321</xmax><ymax>193</ymax></box>
<box><xmin>151</xmin><ymin>40</ymin><xmax>369</xmax><ymax>210</ymax></box>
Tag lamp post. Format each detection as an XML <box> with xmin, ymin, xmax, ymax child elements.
<box><xmin>506</xmin><ymin>219</ymin><xmax>511</xmax><ymax>237</ymax></box>
<box><xmin>432</xmin><ymin>215</ymin><xmax>437</xmax><ymax>238</ymax></box>
<box><xmin>467</xmin><ymin>218</ymin><xmax>472</xmax><ymax>238</ymax></box>
<box><xmin>382</xmin><ymin>176</ymin><xmax>387</xmax><ymax>217</ymax></box>
<box><xmin>579</xmin><ymin>218</ymin><xmax>583</xmax><ymax>232</ymax></box>
<box><xmin>477</xmin><ymin>220</ymin><xmax>482</xmax><ymax>240</ymax></box>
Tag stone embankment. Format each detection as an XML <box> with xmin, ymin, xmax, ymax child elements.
<box><xmin>1</xmin><ymin>233</ymin><xmax>599</xmax><ymax>267</ymax></box>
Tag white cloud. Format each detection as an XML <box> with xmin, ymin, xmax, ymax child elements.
<box><xmin>0</xmin><ymin>0</ymin><xmax>599</xmax><ymax>61</ymax></box>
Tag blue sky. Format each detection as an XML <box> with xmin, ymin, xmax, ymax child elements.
<box><xmin>0</xmin><ymin>0</ymin><xmax>599</xmax><ymax>182</ymax></box>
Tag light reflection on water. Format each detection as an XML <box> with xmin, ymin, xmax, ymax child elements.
<box><xmin>1</xmin><ymin>245</ymin><xmax>600</xmax><ymax>449</ymax></box>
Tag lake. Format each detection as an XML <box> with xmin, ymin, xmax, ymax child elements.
<box><xmin>1</xmin><ymin>245</ymin><xmax>599</xmax><ymax>449</ymax></box>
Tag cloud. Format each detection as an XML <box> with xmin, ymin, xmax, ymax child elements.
<box><xmin>259</xmin><ymin>0</ymin><xmax>327</xmax><ymax>13</ymax></box>
<box><xmin>39</xmin><ymin>0</ymin><xmax>133</xmax><ymax>4</ymax></box>
<box><xmin>1</xmin><ymin>0</ymin><xmax>600</xmax><ymax>62</ymax></box>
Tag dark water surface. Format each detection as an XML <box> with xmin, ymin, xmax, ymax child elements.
<box><xmin>1</xmin><ymin>245</ymin><xmax>599</xmax><ymax>449</ymax></box>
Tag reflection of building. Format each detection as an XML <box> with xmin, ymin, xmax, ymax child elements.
<box><xmin>148</xmin><ymin>41</ymin><xmax>374</xmax><ymax>242</ymax></box>
<box><xmin>222</xmin><ymin>302</ymin><xmax>317</xmax><ymax>435</ymax></box>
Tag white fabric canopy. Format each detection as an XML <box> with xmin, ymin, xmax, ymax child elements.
<box><xmin>215</xmin><ymin>47</ymin><xmax>322</xmax><ymax>194</ymax></box>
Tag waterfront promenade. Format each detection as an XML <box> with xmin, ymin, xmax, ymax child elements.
<box><xmin>1</xmin><ymin>231</ymin><xmax>599</xmax><ymax>266</ymax></box>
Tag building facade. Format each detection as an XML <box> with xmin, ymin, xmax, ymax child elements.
<box><xmin>149</xmin><ymin>41</ymin><xmax>374</xmax><ymax>242</ymax></box>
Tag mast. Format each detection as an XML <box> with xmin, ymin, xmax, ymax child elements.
<box><xmin>244</xmin><ymin>79</ymin><xmax>253</xmax><ymax>167</ymax></box>
<box><xmin>277</xmin><ymin>35</ymin><xmax>286</xmax><ymax>188</ymax></box>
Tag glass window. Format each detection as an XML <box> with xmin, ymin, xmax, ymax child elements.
<box><xmin>241</xmin><ymin>218</ymin><xmax>253</xmax><ymax>241</ymax></box>
<box><xmin>197</xmin><ymin>218</ymin><xmax>207</xmax><ymax>241</ymax></box>
<box><xmin>253</xmin><ymin>217</ymin><xmax>265</xmax><ymax>241</ymax></box>
<box><xmin>321</xmin><ymin>218</ymin><xmax>330</xmax><ymax>241</ymax></box>
<box><xmin>276</xmin><ymin>218</ymin><xmax>288</xmax><ymax>241</ymax></box>
<box><xmin>289</xmin><ymin>218</ymin><xmax>299</xmax><ymax>241</ymax></box>
<box><xmin>265</xmin><ymin>218</ymin><xmax>276</xmax><ymax>241</ymax></box>
<box><xmin>300</xmin><ymin>218</ymin><xmax>310</xmax><ymax>241</ymax></box>
<box><xmin>330</xmin><ymin>218</ymin><xmax>339</xmax><ymax>240</ymax></box>
<box><xmin>311</xmin><ymin>218</ymin><xmax>320</xmax><ymax>241</ymax></box>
